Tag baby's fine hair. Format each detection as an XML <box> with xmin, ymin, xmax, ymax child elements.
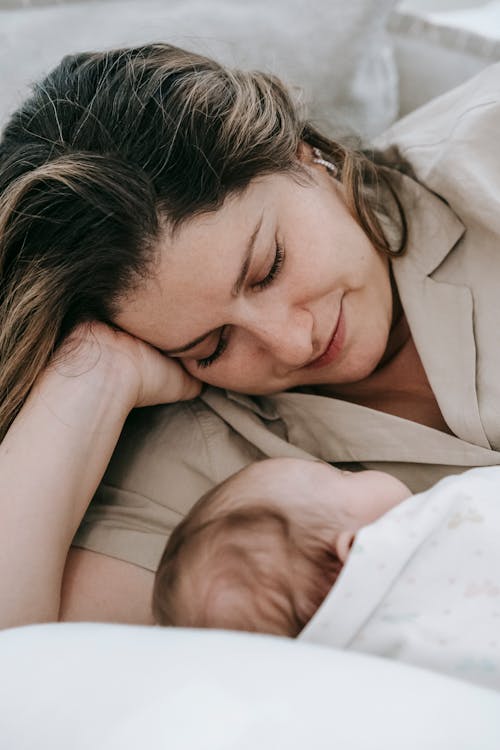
<box><xmin>153</xmin><ymin>478</ymin><xmax>343</xmax><ymax>637</ymax></box>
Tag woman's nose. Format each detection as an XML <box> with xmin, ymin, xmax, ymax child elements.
<box><xmin>243</xmin><ymin>306</ymin><xmax>315</xmax><ymax>368</ymax></box>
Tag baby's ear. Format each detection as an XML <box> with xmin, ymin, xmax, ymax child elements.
<box><xmin>334</xmin><ymin>531</ymin><xmax>355</xmax><ymax>563</ymax></box>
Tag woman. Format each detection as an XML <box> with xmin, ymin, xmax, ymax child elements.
<box><xmin>1</xmin><ymin>44</ymin><xmax>499</xmax><ymax>629</ymax></box>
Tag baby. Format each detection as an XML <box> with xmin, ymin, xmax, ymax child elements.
<box><xmin>153</xmin><ymin>459</ymin><xmax>500</xmax><ymax>691</ymax></box>
<box><xmin>153</xmin><ymin>459</ymin><xmax>410</xmax><ymax>635</ymax></box>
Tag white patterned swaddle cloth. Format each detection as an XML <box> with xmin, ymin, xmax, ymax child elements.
<box><xmin>299</xmin><ymin>466</ymin><xmax>500</xmax><ymax>690</ymax></box>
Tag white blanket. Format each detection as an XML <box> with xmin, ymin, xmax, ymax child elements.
<box><xmin>299</xmin><ymin>467</ymin><xmax>500</xmax><ymax>690</ymax></box>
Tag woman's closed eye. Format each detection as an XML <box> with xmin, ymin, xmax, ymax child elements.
<box><xmin>196</xmin><ymin>242</ymin><xmax>285</xmax><ymax>369</ymax></box>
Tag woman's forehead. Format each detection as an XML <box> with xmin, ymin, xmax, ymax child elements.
<box><xmin>156</xmin><ymin>177</ymin><xmax>271</xmax><ymax>269</ymax></box>
<box><xmin>115</xmin><ymin>177</ymin><xmax>281</xmax><ymax>348</ymax></box>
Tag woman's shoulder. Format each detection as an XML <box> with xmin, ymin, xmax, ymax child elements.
<box><xmin>375</xmin><ymin>62</ymin><xmax>500</xmax><ymax>168</ymax></box>
<box><xmin>376</xmin><ymin>63</ymin><xmax>500</xmax><ymax>239</ymax></box>
<box><xmin>373</xmin><ymin>62</ymin><xmax>500</xmax><ymax>205</ymax></box>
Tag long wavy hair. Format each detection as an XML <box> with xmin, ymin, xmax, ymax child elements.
<box><xmin>0</xmin><ymin>43</ymin><xmax>407</xmax><ymax>441</ymax></box>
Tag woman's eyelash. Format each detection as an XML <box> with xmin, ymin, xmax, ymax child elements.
<box><xmin>196</xmin><ymin>242</ymin><xmax>285</xmax><ymax>369</ymax></box>
<box><xmin>251</xmin><ymin>242</ymin><xmax>285</xmax><ymax>291</ymax></box>
<box><xmin>196</xmin><ymin>325</ymin><xmax>229</xmax><ymax>369</ymax></box>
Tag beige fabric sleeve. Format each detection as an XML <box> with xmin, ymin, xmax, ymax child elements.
<box><xmin>72</xmin><ymin>398</ymin><xmax>265</xmax><ymax>571</ymax></box>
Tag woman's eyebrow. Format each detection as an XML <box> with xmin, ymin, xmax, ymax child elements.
<box><xmin>162</xmin><ymin>213</ymin><xmax>264</xmax><ymax>356</ymax></box>
<box><xmin>231</xmin><ymin>213</ymin><xmax>263</xmax><ymax>297</ymax></box>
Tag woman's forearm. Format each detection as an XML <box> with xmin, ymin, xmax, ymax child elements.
<box><xmin>0</xmin><ymin>359</ymin><xmax>134</xmax><ymax>629</ymax></box>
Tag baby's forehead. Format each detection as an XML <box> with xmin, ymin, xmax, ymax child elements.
<box><xmin>219</xmin><ymin>458</ymin><xmax>326</xmax><ymax>512</ymax></box>
<box><xmin>239</xmin><ymin>457</ymin><xmax>318</xmax><ymax>481</ymax></box>
<box><xmin>227</xmin><ymin>459</ymin><xmax>299</xmax><ymax>494</ymax></box>
<box><xmin>212</xmin><ymin>462</ymin><xmax>285</xmax><ymax>510</ymax></box>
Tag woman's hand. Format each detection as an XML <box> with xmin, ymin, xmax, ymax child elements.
<box><xmin>54</xmin><ymin>321</ymin><xmax>202</xmax><ymax>411</ymax></box>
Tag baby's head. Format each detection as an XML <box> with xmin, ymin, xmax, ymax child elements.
<box><xmin>153</xmin><ymin>458</ymin><xmax>410</xmax><ymax>636</ymax></box>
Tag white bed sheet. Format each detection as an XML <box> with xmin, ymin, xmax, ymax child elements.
<box><xmin>0</xmin><ymin>623</ymin><xmax>499</xmax><ymax>749</ymax></box>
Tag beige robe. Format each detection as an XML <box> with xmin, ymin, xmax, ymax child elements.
<box><xmin>74</xmin><ymin>62</ymin><xmax>500</xmax><ymax>572</ymax></box>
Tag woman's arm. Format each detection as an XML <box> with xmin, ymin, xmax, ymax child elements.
<box><xmin>60</xmin><ymin>548</ymin><xmax>156</xmax><ymax>625</ymax></box>
<box><xmin>0</xmin><ymin>323</ymin><xmax>200</xmax><ymax>630</ymax></box>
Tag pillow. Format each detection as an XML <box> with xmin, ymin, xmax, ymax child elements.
<box><xmin>390</xmin><ymin>0</ymin><xmax>500</xmax><ymax>116</ymax></box>
<box><xmin>1</xmin><ymin>623</ymin><xmax>500</xmax><ymax>749</ymax></box>
<box><xmin>0</xmin><ymin>0</ymin><xmax>398</xmax><ymax>139</ymax></box>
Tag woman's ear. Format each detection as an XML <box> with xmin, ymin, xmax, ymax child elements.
<box><xmin>334</xmin><ymin>530</ymin><xmax>355</xmax><ymax>563</ymax></box>
<box><xmin>296</xmin><ymin>141</ymin><xmax>315</xmax><ymax>166</ymax></box>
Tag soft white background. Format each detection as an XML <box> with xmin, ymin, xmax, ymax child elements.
<box><xmin>0</xmin><ymin>0</ymin><xmax>398</xmax><ymax>138</ymax></box>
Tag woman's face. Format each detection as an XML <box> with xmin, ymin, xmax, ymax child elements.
<box><xmin>115</xmin><ymin>156</ymin><xmax>393</xmax><ymax>394</ymax></box>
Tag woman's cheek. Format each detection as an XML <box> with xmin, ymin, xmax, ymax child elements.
<box><xmin>201</xmin><ymin>363</ymin><xmax>252</xmax><ymax>392</ymax></box>
<box><xmin>179</xmin><ymin>358</ymin><xmax>201</xmax><ymax>379</ymax></box>
<box><xmin>180</xmin><ymin>354</ymin><xmax>267</xmax><ymax>392</ymax></box>
<box><xmin>180</xmin><ymin>358</ymin><xmax>228</xmax><ymax>388</ymax></box>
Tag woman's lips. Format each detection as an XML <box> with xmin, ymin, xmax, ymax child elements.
<box><xmin>306</xmin><ymin>302</ymin><xmax>345</xmax><ymax>370</ymax></box>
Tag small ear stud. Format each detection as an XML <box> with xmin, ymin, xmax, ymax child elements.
<box><xmin>312</xmin><ymin>146</ymin><xmax>338</xmax><ymax>177</ymax></box>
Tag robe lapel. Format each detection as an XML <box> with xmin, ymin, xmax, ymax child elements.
<box><xmin>203</xmin><ymin>387</ymin><xmax>500</xmax><ymax>468</ymax></box>
<box><xmin>270</xmin><ymin>392</ymin><xmax>500</xmax><ymax>466</ymax></box>
<box><xmin>391</xmin><ymin>173</ymin><xmax>491</xmax><ymax>448</ymax></box>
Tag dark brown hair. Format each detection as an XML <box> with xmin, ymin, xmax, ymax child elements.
<box><xmin>0</xmin><ymin>43</ymin><xmax>407</xmax><ymax>441</ymax></box>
